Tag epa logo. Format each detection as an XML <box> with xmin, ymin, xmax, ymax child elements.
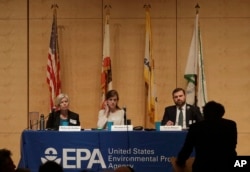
<box><xmin>41</xmin><ymin>147</ymin><xmax>62</xmax><ymax>164</ymax></box>
<box><xmin>40</xmin><ymin>147</ymin><xmax>106</xmax><ymax>169</ymax></box>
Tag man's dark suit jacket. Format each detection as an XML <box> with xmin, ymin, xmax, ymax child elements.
<box><xmin>177</xmin><ymin>118</ymin><xmax>237</xmax><ymax>172</ymax></box>
<box><xmin>161</xmin><ymin>104</ymin><xmax>203</xmax><ymax>127</ymax></box>
<box><xmin>46</xmin><ymin>110</ymin><xmax>80</xmax><ymax>130</ymax></box>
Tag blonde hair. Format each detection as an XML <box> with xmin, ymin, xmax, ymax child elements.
<box><xmin>55</xmin><ymin>93</ymin><xmax>69</xmax><ymax>107</ymax></box>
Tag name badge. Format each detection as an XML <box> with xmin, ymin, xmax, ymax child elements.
<box><xmin>70</xmin><ymin>119</ymin><xmax>77</xmax><ymax>124</ymax></box>
<box><xmin>189</xmin><ymin>120</ymin><xmax>196</xmax><ymax>125</ymax></box>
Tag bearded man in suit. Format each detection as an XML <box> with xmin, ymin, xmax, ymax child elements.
<box><xmin>161</xmin><ymin>88</ymin><xmax>203</xmax><ymax>129</ymax></box>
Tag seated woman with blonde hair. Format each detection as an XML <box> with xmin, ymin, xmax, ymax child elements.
<box><xmin>46</xmin><ymin>93</ymin><xmax>80</xmax><ymax>130</ymax></box>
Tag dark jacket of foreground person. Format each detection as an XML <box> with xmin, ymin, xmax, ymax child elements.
<box><xmin>176</xmin><ymin>101</ymin><xmax>237</xmax><ymax>172</ymax></box>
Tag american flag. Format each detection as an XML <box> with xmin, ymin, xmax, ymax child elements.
<box><xmin>100</xmin><ymin>9</ymin><xmax>112</xmax><ymax>108</ymax></box>
<box><xmin>47</xmin><ymin>6</ymin><xmax>61</xmax><ymax>110</ymax></box>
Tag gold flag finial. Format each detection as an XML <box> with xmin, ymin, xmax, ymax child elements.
<box><xmin>51</xmin><ymin>3</ymin><xmax>58</xmax><ymax>9</ymax></box>
<box><xmin>143</xmin><ymin>4</ymin><xmax>151</xmax><ymax>9</ymax></box>
<box><xmin>104</xmin><ymin>4</ymin><xmax>112</xmax><ymax>15</ymax></box>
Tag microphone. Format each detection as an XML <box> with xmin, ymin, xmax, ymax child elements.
<box><xmin>123</xmin><ymin>106</ymin><xmax>127</xmax><ymax>125</ymax></box>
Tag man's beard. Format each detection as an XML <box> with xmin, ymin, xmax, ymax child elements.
<box><xmin>175</xmin><ymin>100</ymin><xmax>185</xmax><ymax>107</ymax></box>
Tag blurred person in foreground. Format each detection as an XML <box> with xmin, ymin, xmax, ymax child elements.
<box><xmin>0</xmin><ymin>148</ymin><xmax>16</xmax><ymax>172</ymax></box>
<box><xmin>0</xmin><ymin>148</ymin><xmax>30</xmax><ymax>172</ymax></box>
<box><xmin>39</xmin><ymin>161</ymin><xmax>63</xmax><ymax>172</ymax></box>
<box><xmin>114</xmin><ymin>166</ymin><xmax>135</xmax><ymax>172</ymax></box>
<box><xmin>46</xmin><ymin>93</ymin><xmax>80</xmax><ymax>130</ymax></box>
<box><xmin>176</xmin><ymin>101</ymin><xmax>237</xmax><ymax>172</ymax></box>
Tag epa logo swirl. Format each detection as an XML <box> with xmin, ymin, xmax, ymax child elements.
<box><xmin>41</xmin><ymin>147</ymin><xmax>61</xmax><ymax>164</ymax></box>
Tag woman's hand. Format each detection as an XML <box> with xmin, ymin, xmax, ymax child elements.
<box><xmin>104</xmin><ymin>101</ymin><xmax>109</xmax><ymax>114</ymax></box>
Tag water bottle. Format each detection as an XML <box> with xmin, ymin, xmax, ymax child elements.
<box><xmin>40</xmin><ymin>114</ymin><xmax>45</xmax><ymax>130</ymax></box>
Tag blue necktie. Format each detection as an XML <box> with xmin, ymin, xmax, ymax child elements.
<box><xmin>178</xmin><ymin>108</ymin><xmax>183</xmax><ymax>126</ymax></box>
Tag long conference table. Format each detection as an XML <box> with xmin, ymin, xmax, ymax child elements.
<box><xmin>18</xmin><ymin>130</ymin><xmax>190</xmax><ymax>172</ymax></box>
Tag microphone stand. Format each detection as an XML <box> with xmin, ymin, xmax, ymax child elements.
<box><xmin>123</xmin><ymin>106</ymin><xmax>131</xmax><ymax>166</ymax></box>
<box><xmin>123</xmin><ymin>106</ymin><xmax>127</xmax><ymax>125</ymax></box>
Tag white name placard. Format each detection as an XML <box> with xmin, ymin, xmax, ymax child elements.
<box><xmin>59</xmin><ymin>126</ymin><xmax>81</xmax><ymax>131</ymax></box>
<box><xmin>160</xmin><ymin>125</ymin><xmax>182</xmax><ymax>131</ymax></box>
<box><xmin>111</xmin><ymin>125</ymin><xmax>133</xmax><ymax>131</ymax></box>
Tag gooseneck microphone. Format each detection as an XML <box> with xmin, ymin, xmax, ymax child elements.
<box><xmin>123</xmin><ymin>106</ymin><xmax>127</xmax><ymax>125</ymax></box>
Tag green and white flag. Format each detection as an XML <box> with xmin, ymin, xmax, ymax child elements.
<box><xmin>184</xmin><ymin>13</ymin><xmax>207</xmax><ymax>112</ymax></box>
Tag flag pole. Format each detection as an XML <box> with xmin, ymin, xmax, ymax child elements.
<box><xmin>143</xmin><ymin>3</ymin><xmax>158</xmax><ymax>125</ymax></box>
<box><xmin>104</xmin><ymin>4</ymin><xmax>111</xmax><ymax>26</ymax></box>
<box><xmin>195</xmin><ymin>3</ymin><xmax>208</xmax><ymax>112</ymax></box>
<box><xmin>47</xmin><ymin>3</ymin><xmax>61</xmax><ymax>111</ymax></box>
<box><xmin>194</xmin><ymin>3</ymin><xmax>200</xmax><ymax>107</ymax></box>
<box><xmin>100</xmin><ymin>4</ymin><xmax>112</xmax><ymax>108</ymax></box>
